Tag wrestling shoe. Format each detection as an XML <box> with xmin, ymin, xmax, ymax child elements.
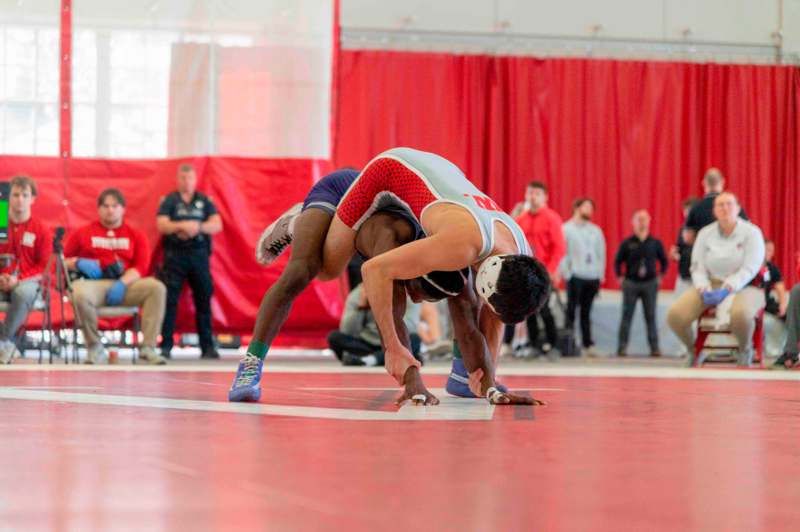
<box><xmin>771</xmin><ymin>353</ymin><xmax>799</xmax><ymax>370</ymax></box>
<box><xmin>445</xmin><ymin>357</ymin><xmax>508</xmax><ymax>398</ymax></box>
<box><xmin>228</xmin><ymin>354</ymin><xmax>264</xmax><ymax>402</ymax></box>
<box><xmin>255</xmin><ymin>202</ymin><xmax>302</xmax><ymax>265</ymax></box>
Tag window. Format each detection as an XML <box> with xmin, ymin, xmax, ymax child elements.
<box><xmin>0</xmin><ymin>26</ymin><xmax>59</xmax><ymax>155</ymax></box>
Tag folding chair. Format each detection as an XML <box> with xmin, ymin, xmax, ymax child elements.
<box><xmin>692</xmin><ymin>307</ymin><xmax>765</xmax><ymax>368</ymax></box>
<box><xmin>96</xmin><ymin>306</ymin><xmax>142</xmax><ymax>364</ymax></box>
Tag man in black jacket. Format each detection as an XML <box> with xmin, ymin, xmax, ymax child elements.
<box><xmin>615</xmin><ymin>210</ymin><xmax>668</xmax><ymax>357</ymax></box>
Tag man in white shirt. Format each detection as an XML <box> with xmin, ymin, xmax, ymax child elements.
<box><xmin>666</xmin><ymin>192</ymin><xmax>765</xmax><ymax>366</ymax></box>
<box><xmin>559</xmin><ymin>198</ymin><xmax>606</xmax><ymax>356</ymax></box>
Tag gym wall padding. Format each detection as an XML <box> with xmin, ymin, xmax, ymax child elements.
<box><xmin>0</xmin><ymin>155</ymin><xmax>341</xmax><ymax>345</ymax></box>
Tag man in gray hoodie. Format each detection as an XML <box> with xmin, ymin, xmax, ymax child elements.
<box><xmin>559</xmin><ymin>198</ymin><xmax>606</xmax><ymax>356</ymax></box>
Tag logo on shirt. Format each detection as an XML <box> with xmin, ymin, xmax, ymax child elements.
<box><xmin>463</xmin><ymin>194</ymin><xmax>502</xmax><ymax>212</ymax></box>
<box><xmin>22</xmin><ymin>232</ymin><xmax>36</xmax><ymax>247</ymax></box>
<box><xmin>91</xmin><ymin>237</ymin><xmax>131</xmax><ymax>250</ymax></box>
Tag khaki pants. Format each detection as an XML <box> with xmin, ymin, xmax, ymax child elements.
<box><xmin>72</xmin><ymin>277</ymin><xmax>166</xmax><ymax>349</ymax></box>
<box><xmin>666</xmin><ymin>282</ymin><xmax>765</xmax><ymax>352</ymax></box>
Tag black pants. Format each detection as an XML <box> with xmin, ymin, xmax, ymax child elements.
<box><xmin>502</xmin><ymin>303</ymin><xmax>558</xmax><ymax>348</ymax></box>
<box><xmin>327</xmin><ymin>331</ymin><xmax>422</xmax><ymax>364</ymax></box>
<box><xmin>160</xmin><ymin>249</ymin><xmax>214</xmax><ymax>352</ymax></box>
<box><xmin>618</xmin><ymin>278</ymin><xmax>659</xmax><ymax>353</ymax></box>
<box><xmin>566</xmin><ymin>277</ymin><xmax>600</xmax><ymax>348</ymax></box>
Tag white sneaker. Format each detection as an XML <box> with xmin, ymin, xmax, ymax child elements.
<box><xmin>737</xmin><ymin>348</ymin><xmax>754</xmax><ymax>367</ymax></box>
<box><xmin>0</xmin><ymin>340</ymin><xmax>20</xmax><ymax>364</ymax></box>
<box><xmin>583</xmin><ymin>345</ymin><xmax>603</xmax><ymax>358</ymax></box>
<box><xmin>500</xmin><ymin>343</ymin><xmax>513</xmax><ymax>358</ymax></box>
<box><xmin>255</xmin><ymin>202</ymin><xmax>303</xmax><ymax>265</ymax></box>
<box><xmin>139</xmin><ymin>347</ymin><xmax>167</xmax><ymax>365</ymax></box>
<box><xmin>85</xmin><ymin>344</ymin><xmax>108</xmax><ymax>364</ymax></box>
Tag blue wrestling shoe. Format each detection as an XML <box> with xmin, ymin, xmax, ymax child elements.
<box><xmin>228</xmin><ymin>354</ymin><xmax>264</xmax><ymax>402</ymax></box>
<box><xmin>445</xmin><ymin>358</ymin><xmax>508</xmax><ymax>398</ymax></box>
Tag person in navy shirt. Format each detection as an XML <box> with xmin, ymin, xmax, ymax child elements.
<box><xmin>156</xmin><ymin>164</ymin><xmax>222</xmax><ymax>359</ymax></box>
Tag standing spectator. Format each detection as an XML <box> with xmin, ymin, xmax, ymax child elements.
<box><xmin>502</xmin><ymin>181</ymin><xmax>565</xmax><ymax>357</ymax></box>
<box><xmin>0</xmin><ymin>176</ymin><xmax>51</xmax><ymax>363</ymax></box>
<box><xmin>156</xmin><ymin>164</ymin><xmax>223</xmax><ymax>359</ymax></box>
<box><xmin>683</xmin><ymin>168</ymin><xmax>748</xmax><ymax>245</ymax></box>
<box><xmin>666</xmin><ymin>192</ymin><xmax>765</xmax><ymax>366</ymax></box>
<box><xmin>614</xmin><ymin>210</ymin><xmax>668</xmax><ymax>357</ymax></box>
<box><xmin>670</xmin><ymin>197</ymin><xmax>699</xmax><ymax>295</ymax></box>
<box><xmin>559</xmin><ymin>198</ymin><xmax>606</xmax><ymax>356</ymax></box>
<box><xmin>65</xmin><ymin>189</ymin><xmax>167</xmax><ymax>364</ymax></box>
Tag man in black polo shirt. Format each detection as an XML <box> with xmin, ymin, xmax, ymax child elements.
<box><xmin>684</xmin><ymin>168</ymin><xmax>748</xmax><ymax>243</ymax></box>
<box><xmin>157</xmin><ymin>164</ymin><xmax>223</xmax><ymax>358</ymax></box>
<box><xmin>670</xmin><ymin>197</ymin><xmax>699</xmax><ymax>295</ymax></box>
<box><xmin>614</xmin><ymin>210</ymin><xmax>668</xmax><ymax>357</ymax></box>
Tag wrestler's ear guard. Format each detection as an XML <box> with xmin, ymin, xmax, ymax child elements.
<box><xmin>475</xmin><ymin>255</ymin><xmax>506</xmax><ymax>311</ymax></box>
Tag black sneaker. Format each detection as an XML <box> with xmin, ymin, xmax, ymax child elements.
<box><xmin>772</xmin><ymin>353</ymin><xmax>799</xmax><ymax>370</ymax></box>
<box><xmin>342</xmin><ymin>353</ymin><xmax>365</xmax><ymax>366</ymax></box>
<box><xmin>201</xmin><ymin>348</ymin><xmax>220</xmax><ymax>359</ymax></box>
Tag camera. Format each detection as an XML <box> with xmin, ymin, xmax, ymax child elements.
<box><xmin>102</xmin><ymin>260</ymin><xmax>125</xmax><ymax>279</ymax></box>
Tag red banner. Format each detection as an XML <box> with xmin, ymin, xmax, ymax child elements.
<box><xmin>0</xmin><ymin>155</ymin><xmax>340</xmax><ymax>345</ymax></box>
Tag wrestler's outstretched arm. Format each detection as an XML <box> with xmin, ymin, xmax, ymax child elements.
<box><xmin>358</xmin><ymin>216</ymin><xmax>441</xmax><ymax>406</ymax></box>
<box><xmin>447</xmin><ymin>279</ymin><xmax>543</xmax><ymax>405</ymax></box>
<box><xmin>361</xmin><ymin>231</ymin><xmax>476</xmax><ymax>384</ymax></box>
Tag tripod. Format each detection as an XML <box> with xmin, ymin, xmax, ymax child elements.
<box><xmin>40</xmin><ymin>227</ymin><xmax>81</xmax><ymax>363</ymax></box>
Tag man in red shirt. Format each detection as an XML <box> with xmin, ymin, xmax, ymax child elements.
<box><xmin>0</xmin><ymin>175</ymin><xmax>52</xmax><ymax>364</ymax></box>
<box><xmin>502</xmin><ymin>181</ymin><xmax>566</xmax><ymax>357</ymax></box>
<box><xmin>64</xmin><ymin>189</ymin><xmax>167</xmax><ymax>364</ymax></box>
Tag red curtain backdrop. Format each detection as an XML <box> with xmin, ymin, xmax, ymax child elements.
<box><xmin>0</xmin><ymin>155</ymin><xmax>340</xmax><ymax>345</ymax></box>
<box><xmin>335</xmin><ymin>51</ymin><xmax>800</xmax><ymax>288</ymax></box>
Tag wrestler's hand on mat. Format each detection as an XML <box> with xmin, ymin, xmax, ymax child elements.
<box><xmin>396</xmin><ymin>367</ymin><xmax>439</xmax><ymax>406</ymax></box>
<box><xmin>469</xmin><ymin>368</ymin><xmax>546</xmax><ymax>406</ymax></box>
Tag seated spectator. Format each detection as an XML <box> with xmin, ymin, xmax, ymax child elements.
<box><xmin>761</xmin><ymin>239</ymin><xmax>788</xmax><ymax>357</ymax></box>
<box><xmin>666</xmin><ymin>192</ymin><xmax>765</xmax><ymax>366</ymax></box>
<box><xmin>762</xmin><ymin>240</ymin><xmax>787</xmax><ymax>318</ymax></box>
<box><xmin>614</xmin><ymin>210</ymin><xmax>667</xmax><ymax>357</ymax></box>
<box><xmin>327</xmin><ymin>283</ymin><xmax>421</xmax><ymax>367</ymax></box>
<box><xmin>773</xmin><ymin>253</ymin><xmax>800</xmax><ymax>370</ymax></box>
<box><xmin>417</xmin><ymin>301</ymin><xmax>452</xmax><ymax>359</ymax></box>
<box><xmin>0</xmin><ymin>175</ymin><xmax>51</xmax><ymax>363</ymax></box>
<box><xmin>64</xmin><ymin>188</ymin><xmax>167</xmax><ymax>365</ymax></box>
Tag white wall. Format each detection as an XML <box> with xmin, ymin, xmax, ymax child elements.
<box><xmin>341</xmin><ymin>0</ymin><xmax>798</xmax><ymax>63</ymax></box>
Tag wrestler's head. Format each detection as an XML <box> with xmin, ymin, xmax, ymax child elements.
<box><xmin>406</xmin><ymin>268</ymin><xmax>469</xmax><ymax>303</ymax></box>
<box><xmin>475</xmin><ymin>255</ymin><xmax>551</xmax><ymax>324</ymax></box>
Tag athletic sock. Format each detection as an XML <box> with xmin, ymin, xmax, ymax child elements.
<box><xmin>247</xmin><ymin>340</ymin><xmax>269</xmax><ymax>360</ymax></box>
<box><xmin>452</xmin><ymin>341</ymin><xmax>463</xmax><ymax>359</ymax></box>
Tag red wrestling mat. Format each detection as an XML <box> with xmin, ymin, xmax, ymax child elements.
<box><xmin>1</xmin><ymin>368</ymin><xmax>798</xmax><ymax>531</ymax></box>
